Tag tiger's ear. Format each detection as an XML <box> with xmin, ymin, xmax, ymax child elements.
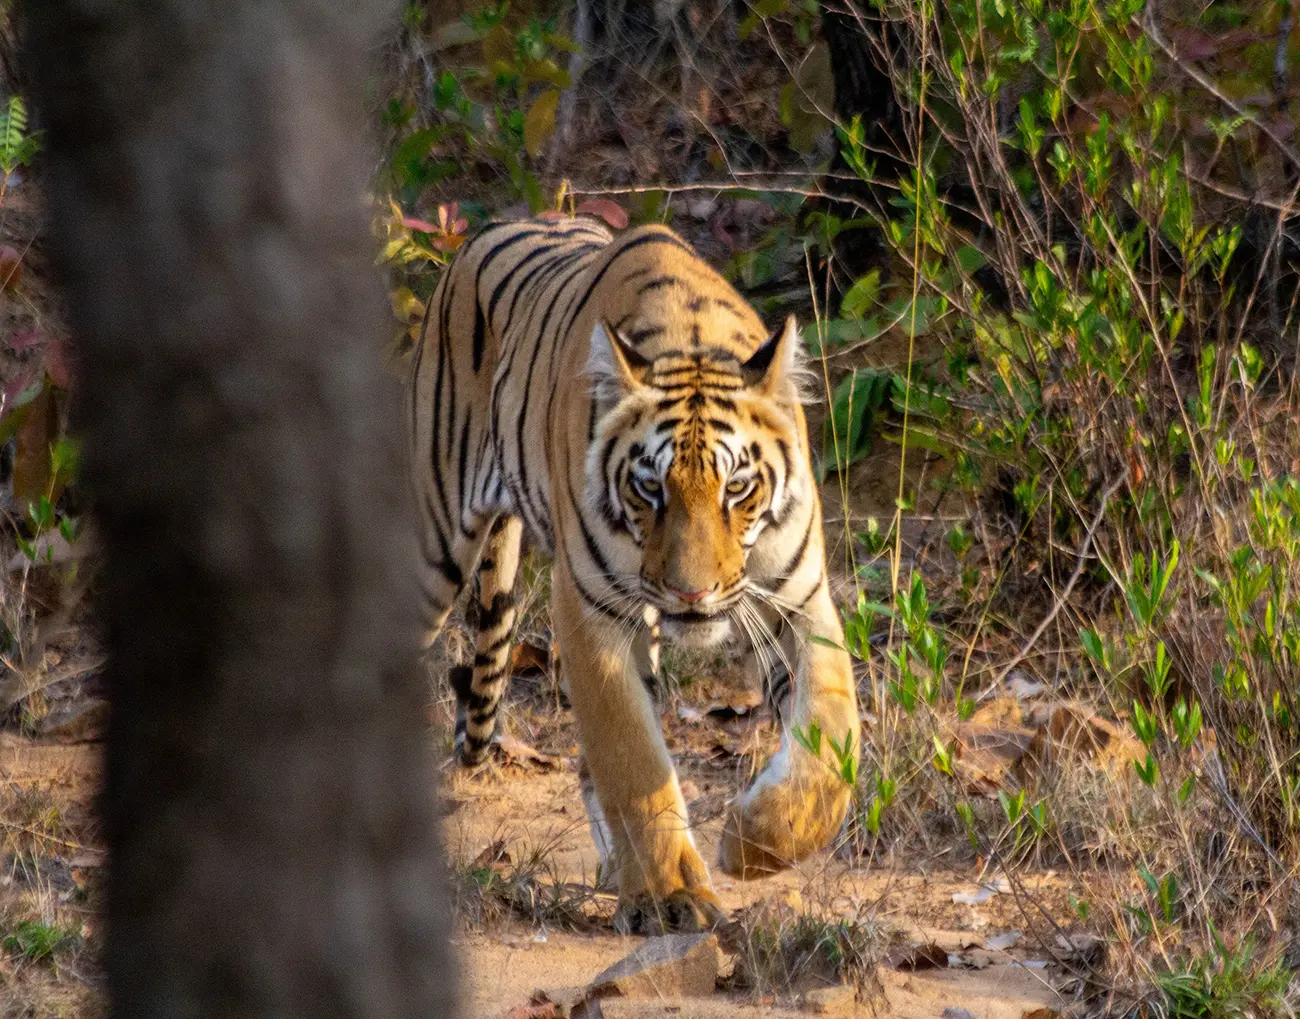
<box><xmin>587</xmin><ymin>319</ymin><xmax>651</xmax><ymax>400</ymax></box>
<box><xmin>741</xmin><ymin>315</ymin><xmax>805</xmax><ymax>396</ymax></box>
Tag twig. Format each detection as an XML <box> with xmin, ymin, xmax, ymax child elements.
<box><xmin>0</xmin><ymin>655</ymin><xmax>107</xmax><ymax>713</ymax></box>
<box><xmin>0</xmin><ymin>817</ymin><xmax>88</xmax><ymax>853</ymax></box>
<box><xmin>567</xmin><ymin>179</ymin><xmax>875</xmax><ymax>215</ymax></box>
<box><xmin>980</xmin><ymin>474</ymin><xmax>1125</xmax><ymax>698</ymax></box>
<box><xmin>1198</xmin><ymin>740</ymin><xmax>1287</xmax><ymax>873</ymax></box>
<box><xmin>1275</xmin><ymin>1</ymin><xmax>1293</xmax><ymax>109</ymax></box>
<box><xmin>1273</xmin><ymin>1</ymin><xmax>1295</xmax><ymax>333</ymax></box>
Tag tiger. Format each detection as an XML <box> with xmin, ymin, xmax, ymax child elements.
<box><xmin>409</xmin><ymin>215</ymin><xmax>860</xmax><ymax>933</ymax></box>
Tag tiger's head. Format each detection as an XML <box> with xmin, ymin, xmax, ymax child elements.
<box><xmin>585</xmin><ymin>316</ymin><xmax>809</xmax><ymax>645</ymax></box>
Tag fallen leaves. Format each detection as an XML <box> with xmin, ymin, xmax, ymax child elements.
<box><xmin>510</xmin><ymin>640</ymin><xmax>551</xmax><ymax>677</ymax></box>
<box><xmin>469</xmin><ymin>839</ymin><xmax>512</xmax><ymax>875</ymax></box>
<box><xmin>888</xmin><ymin>942</ymin><xmax>949</xmax><ymax>971</ymax></box>
<box><xmin>945</xmin><ymin>697</ymin><xmax>1150</xmax><ymax>797</ymax></box>
<box><xmin>494</xmin><ymin>732</ymin><xmax>562</xmax><ymax>771</ymax></box>
<box><xmin>1032</xmin><ymin>703</ymin><xmax>1146</xmax><ymax>777</ymax></box>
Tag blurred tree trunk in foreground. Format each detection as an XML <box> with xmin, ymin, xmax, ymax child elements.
<box><xmin>23</xmin><ymin>2</ymin><xmax>459</xmax><ymax>1017</ymax></box>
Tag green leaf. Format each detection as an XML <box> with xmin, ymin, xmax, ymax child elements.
<box><xmin>0</xmin><ymin>95</ymin><xmax>39</xmax><ymax>176</ymax></box>
<box><xmin>807</xmin><ymin>634</ymin><xmax>846</xmax><ymax>651</ymax></box>
<box><xmin>841</xmin><ymin>270</ymin><xmax>881</xmax><ymax>320</ymax></box>
<box><xmin>523</xmin><ymin>89</ymin><xmax>560</xmax><ymax>157</ymax></box>
<box><xmin>522</xmin><ymin>58</ymin><xmax>572</xmax><ymax>89</ymax></box>
<box><xmin>932</xmin><ymin>735</ymin><xmax>954</xmax><ymax>775</ymax></box>
<box><xmin>823</xmin><ymin>367</ymin><xmax>892</xmax><ymax>474</ymax></box>
<box><xmin>391</xmin><ymin>127</ymin><xmax>445</xmax><ymax>188</ymax></box>
<box><xmin>955</xmin><ymin>245</ymin><xmax>987</xmax><ymax>273</ymax></box>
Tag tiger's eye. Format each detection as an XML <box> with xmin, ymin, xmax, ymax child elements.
<box><xmin>638</xmin><ymin>477</ymin><xmax>661</xmax><ymax>494</ymax></box>
<box><xmin>726</xmin><ymin>478</ymin><xmax>750</xmax><ymax>495</ymax></box>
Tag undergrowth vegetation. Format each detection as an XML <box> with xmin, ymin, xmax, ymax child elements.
<box><xmin>822</xmin><ymin>0</ymin><xmax>1300</xmax><ymax>1011</ymax></box>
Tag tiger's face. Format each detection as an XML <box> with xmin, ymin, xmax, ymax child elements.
<box><xmin>586</xmin><ymin>317</ymin><xmax>806</xmax><ymax>645</ymax></box>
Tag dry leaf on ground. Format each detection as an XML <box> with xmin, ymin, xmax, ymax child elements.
<box><xmin>888</xmin><ymin>942</ymin><xmax>949</xmax><ymax>971</ymax></box>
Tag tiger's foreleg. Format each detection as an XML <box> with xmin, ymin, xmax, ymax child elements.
<box><xmin>720</xmin><ymin>581</ymin><xmax>860</xmax><ymax>877</ymax></box>
<box><xmin>550</xmin><ymin>562</ymin><xmax>721</xmax><ymax>935</ymax></box>
<box><xmin>576</xmin><ymin>602</ymin><xmax>661</xmax><ymax>891</ymax></box>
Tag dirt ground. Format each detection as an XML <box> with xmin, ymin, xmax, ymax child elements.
<box><xmin>442</xmin><ymin>716</ymin><xmax>1084</xmax><ymax>1019</ymax></box>
<box><xmin>2</xmin><ymin>719</ymin><xmax>1085</xmax><ymax>1019</ymax></box>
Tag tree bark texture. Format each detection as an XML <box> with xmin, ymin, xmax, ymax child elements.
<box><xmin>818</xmin><ymin>1</ymin><xmax>905</xmax><ymax>280</ymax></box>
<box><xmin>820</xmin><ymin>0</ymin><xmax>903</xmax><ymax>178</ymax></box>
<box><xmin>22</xmin><ymin>3</ymin><xmax>458</xmax><ymax>1017</ymax></box>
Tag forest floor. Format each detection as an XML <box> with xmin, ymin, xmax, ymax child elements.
<box><xmin>1</xmin><ymin>674</ymin><xmax>1101</xmax><ymax>1019</ymax></box>
<box><xmin>0</xmin><ymin>446</ymin><xmax>1132</xmax><ymax>1019</ymax></box>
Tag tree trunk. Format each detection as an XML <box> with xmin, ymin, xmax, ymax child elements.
<box><xmin>818</xmin><ymin>1</ymin><xmax>904</xmax><ymax>282</ymax></box>
<box><xmin>22</xmin><ymin>3</ymin><xmax>459</xmax><ymax>1018</ymax></box>
<box><xmin>821</xmin><ymin>0</ymin><xmax>903</xmax><ymax>181</ymax></box>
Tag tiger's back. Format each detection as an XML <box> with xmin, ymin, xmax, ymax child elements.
<box><xmin>410</xmin><ymin>216</ymin><xmax>612</xmax><ymax>581</ymax></box>
<box><xmin>410</xmin><ymin>216</ymin><xmax>860</xmax><ymax>933</ymax></box>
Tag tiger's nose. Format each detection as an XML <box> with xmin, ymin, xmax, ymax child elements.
<box><xmin>668</xmin><ymin>584</ymin><xmax>715</xmax><ymax>604</ymax></box>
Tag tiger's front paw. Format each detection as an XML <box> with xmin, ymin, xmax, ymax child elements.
<box><xmin>719</xmin><ymin>762</ymin><xmax>852</xmax><ymax>878</ymax></box>
<box><xmin>613</xmin><ymin>887</ymin><xmax>724</xmax><ymax>935</ymax></box>
<box><xmin>613</xmin><ymin>833</ymin><xmax>725</xmax><ymax>934</ymax></box>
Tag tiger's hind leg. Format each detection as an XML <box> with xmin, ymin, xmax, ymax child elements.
<box><xmin>453</xmin><ymin>514</ymin><xmax>525</xmax><ymax>766</ymax></box>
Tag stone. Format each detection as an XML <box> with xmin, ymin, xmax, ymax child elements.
<box><xmin>802</xmin><ymin>984</ymin><xmax>857</xmax><ymax>1014</ymax></box>
<box><xmin>528</xmin><ymin>987</ymin><xmax>590</xmax><ymax>1018</ymax></box>
<box><xmin>589</xmin><ymin>932</ymin><xmax>721</xmax><ymax>999</ymax></box>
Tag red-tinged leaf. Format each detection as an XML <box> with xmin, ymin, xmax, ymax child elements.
<box><xmin>45</xmin><ymin>339</ymin><xmax>75</xmax><ymax>390</ymax></box>
<box><xmin>430</xmin><ymin>234</ymin><xmax>466</xmax><ymax>253</ymax></box>
<box><xmin>400</xmin><ymin>215</ymin><xmax>439</xmax><ymax>233</ymax></box>
<box><xmin>576</xmin><ymin>198</ymin><xmax>628</xmax><ymax>229</ymax></box>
